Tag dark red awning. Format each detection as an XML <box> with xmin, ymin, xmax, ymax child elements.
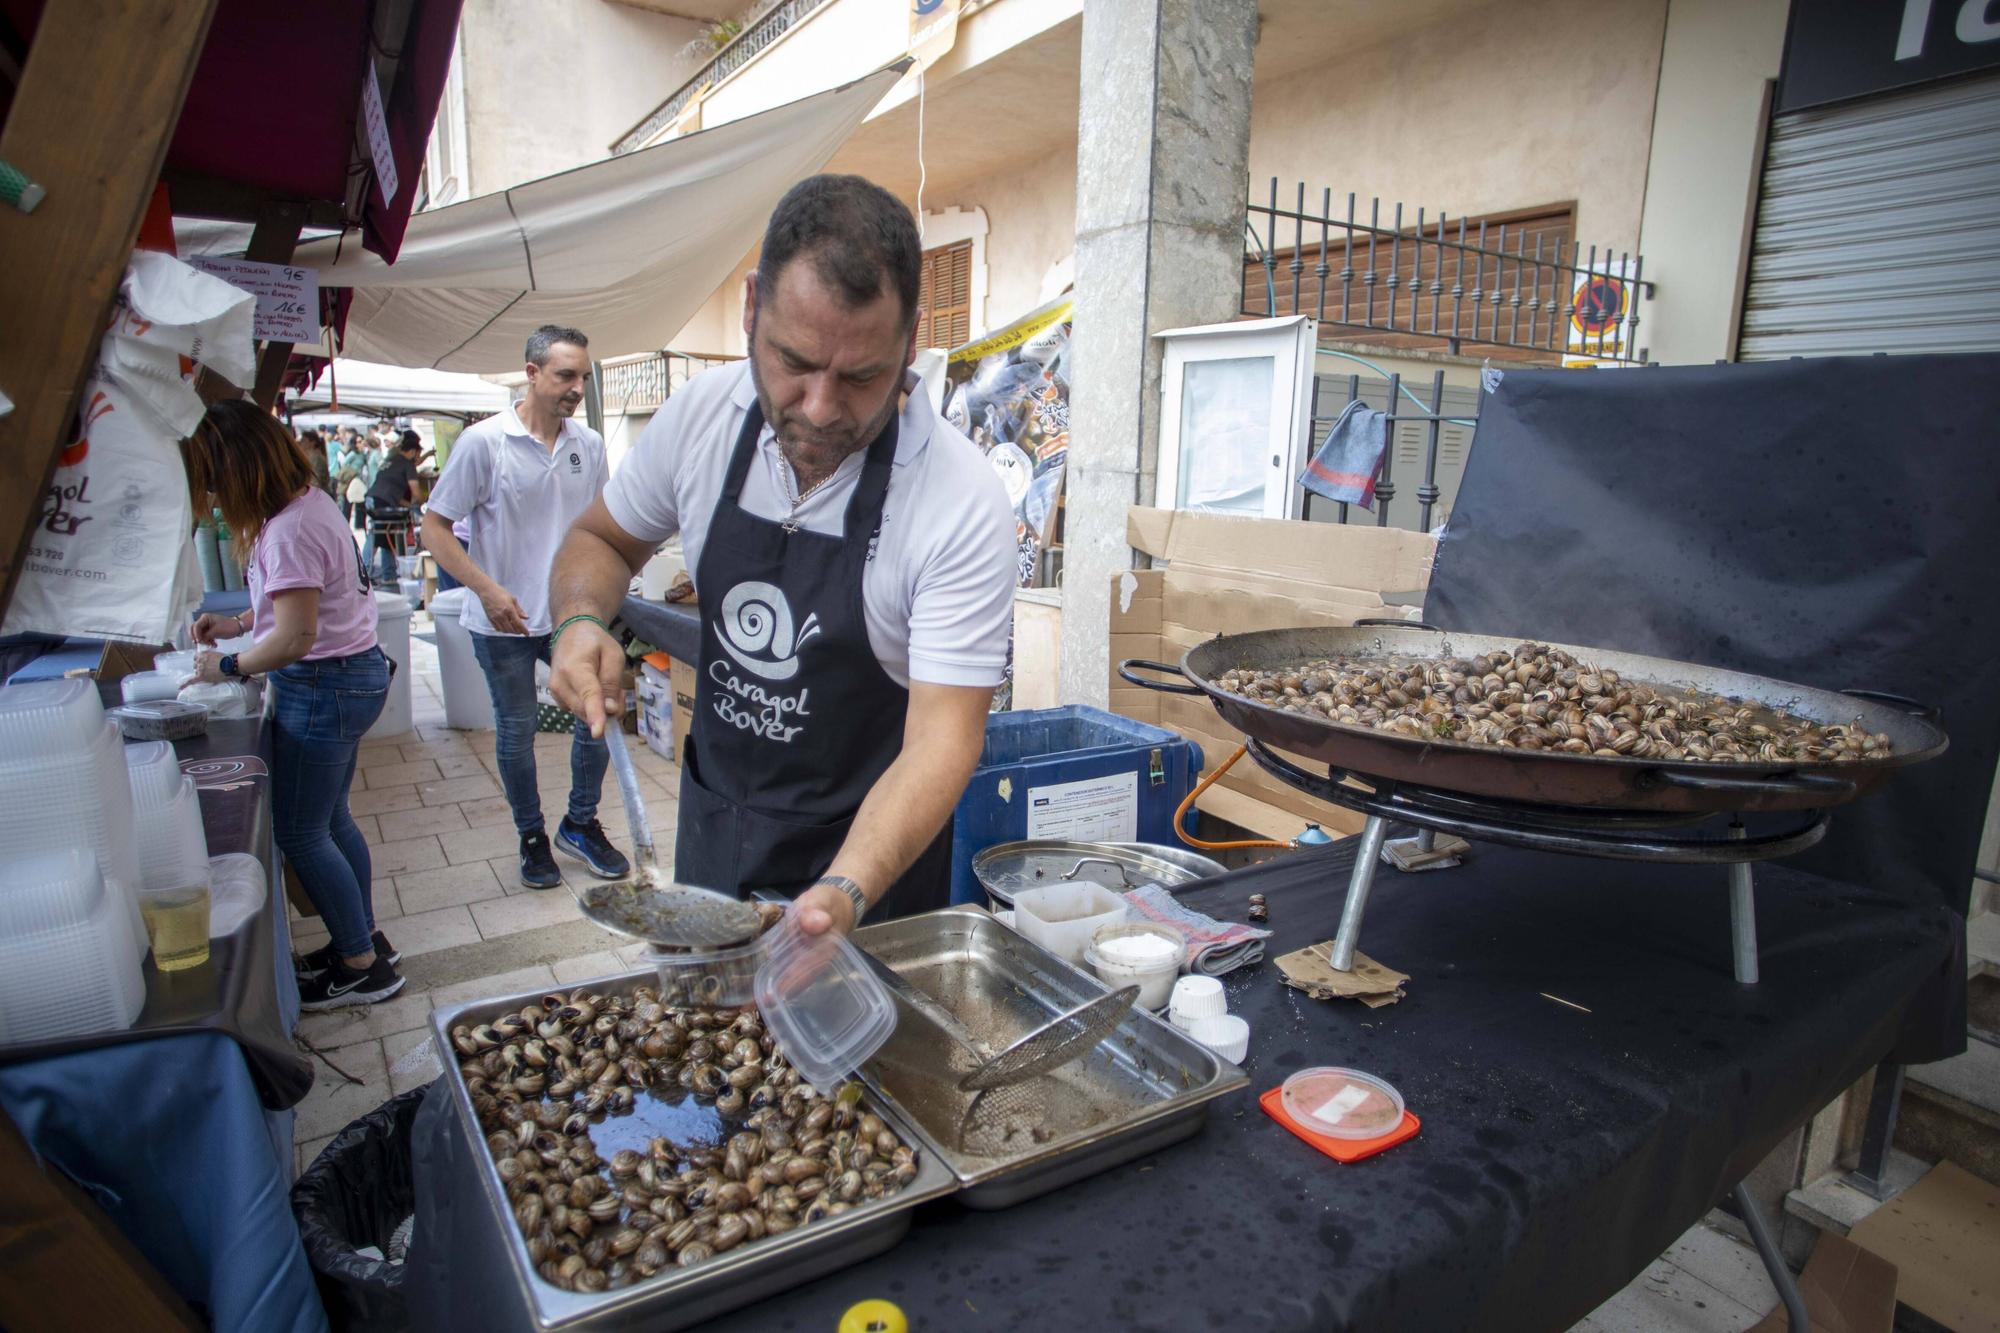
<box><xmin>0</xmin><ymin>0</ymin><xmax>459</xmax><ymax>262</ymax></box>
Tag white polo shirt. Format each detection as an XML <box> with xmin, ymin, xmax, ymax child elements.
<box><xmin>427</xmin><ymin>405</ymin><xmax>609</xmax><ymax>636</ymax></box>
<box><xmin>603</xmin><ymin>361</ymin><xmax>1015</xmax><ymax>688</ymax></box>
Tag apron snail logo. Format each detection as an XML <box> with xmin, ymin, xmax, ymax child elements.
<box><xmin>716</xmin><ymin>581</ymin><xmax>821</xmax><ymax>681</ymax></box>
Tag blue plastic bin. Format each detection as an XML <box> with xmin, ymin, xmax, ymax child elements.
<box><xmin>949</xmin><ymin>705</ymin><xmax>1201</xmax><ymax>905</ymax></box>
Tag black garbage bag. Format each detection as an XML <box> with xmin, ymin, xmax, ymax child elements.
<box><xmin>291</xmin><ymin>1086</ymin><xmax>431</xmax><ymax>1333</ymax></box>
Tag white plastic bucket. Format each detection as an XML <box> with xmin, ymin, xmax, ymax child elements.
<box><xmin>430</xmin><ymin>588</ymin><xmax>493</xmax><ymax>731</ymax></box>
<box><xmin>368</xmin><ymin>590</ymin><xmax>414</xmax><ymax>738</ymax></box>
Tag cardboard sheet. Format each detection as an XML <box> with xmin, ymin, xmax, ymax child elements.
<box><xmin>1107</xmin><ymin>506</ymin><xmax>1434</xmax><ymax>841</ymax></box>
<box><xmin>1747</xmin><ymin>1232</ymin><xmax>1895</xmax><ymax>1333</ymax></box>
<box><xmin>1275</xmin><ymin>940</ymin><xmax>1409</xmax><ymax>1007</ymax></box>
<box><xmin>1848</xmin><ymin>1161</ymin><xmax>2000</xmax><ymax>1333</ymax></box>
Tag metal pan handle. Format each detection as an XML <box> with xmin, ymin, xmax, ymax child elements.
<box><xmin>1643</xmin><ymin>768</ymin><xmax>1858</xmax><ymax>800</ymax></box>
<box><xmin>1117</xmin><ymin>659</ymin><xmax>1204</xmax><ymax>695</ymax></box>
<box><xmin>1354</xmin><ymin>618</ymin><xmax>1442</xmax><ymax>631</ymax></box>
<box><xmin>1061</xmin><ymin>856</ymin><xmax>1138</xmax><ymax>887</ymax></box>
<box><xmin>1839</xmin><ymin>688</ymin><xmax>1941</xmax><ymax>723</ymax></box>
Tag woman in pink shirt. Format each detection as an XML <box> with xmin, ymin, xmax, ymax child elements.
<box><xmin>183</xmin><ymin>402</ymin><xmax>403</xmax><ymax>1009</ymax></box>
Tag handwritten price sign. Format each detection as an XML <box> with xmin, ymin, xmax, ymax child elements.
<box><xmin>188</xmin><ymin>257</ymin><xmax>321</xmax><ymax>344</ymax></box>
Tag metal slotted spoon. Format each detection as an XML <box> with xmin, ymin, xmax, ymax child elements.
<box><xmin>956</xmin><ymin>985</ymin><xmax>1140</xmax><ymax>1148</ymax></box>
<box><xmin>573</xmin><ymin>726</ymin><xmax>763</xmax><ymax>950</ymax></box>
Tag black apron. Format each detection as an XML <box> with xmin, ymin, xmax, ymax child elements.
<box><xmin>673</xmin><ymin>401</ymin><xmax>952</xmax><ymax>921</ymax></box>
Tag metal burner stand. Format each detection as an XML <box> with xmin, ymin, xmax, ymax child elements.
<box><xmin>1245</xmin><ymin>738</ymin><xmax>1832</xmax><ymax>985</ymax></box>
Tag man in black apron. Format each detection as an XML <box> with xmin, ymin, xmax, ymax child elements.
<box><xmin>544</xmin><ymin>175</ymin><xmax>1017</xmax><ymax>939</ymax></box>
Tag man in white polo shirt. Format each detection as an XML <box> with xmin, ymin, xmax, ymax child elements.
<box><xmin>422</xmin><ymin>325</ymin><xmax>630</xmax><ymax>890</ymax></box>
<box><xmin>546</xmin><ymin>175</ymin><xmax>1014</xmax><ymax>938</ymax></box>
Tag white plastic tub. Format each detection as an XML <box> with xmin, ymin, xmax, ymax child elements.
<box><xmin>430</xmin><ymin>588</ymin><xmax>493</xmax><ymax>731</ymax></box>
<box><xmin>1011</xmin><ymin>882</ymin><xmax>1129</xmax><ymax>966</ymax></box>
<box><xmin>1084</xmin><ymin>920</ymin><xmax>1186</xmax><ymax>1010</ymax></box>
<box><xmin>368</xmin><ymin>590</ymin><xmax>414</xmax><ymax>738</ymax></box>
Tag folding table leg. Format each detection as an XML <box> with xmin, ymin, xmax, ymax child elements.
<box><xmin>1728</xmin><ymin>822</ymin><xmax>1759</xmax><ymax>985</ymax></box>
<box><xmin>1732</xmin><ymin>1180</ymin><xmax>1808</xmax><ymax>1333</ymax></box>
<box><xmin>1330</xmin><ymin>816</ymin><xmax>1388</xmax><ymax>971</ymax></box>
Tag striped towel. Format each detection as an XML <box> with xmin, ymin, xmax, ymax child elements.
<box><xmin>1299</xmin><ymin>398</ymin><xmax>1389</xmax><ymax>509</ymax></box>
<box><xmin>1121</xmin><ymin>884</ymin><xmax>1271</xmax><ymax>976</ymax></box>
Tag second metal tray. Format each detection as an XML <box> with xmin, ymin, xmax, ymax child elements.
<box><xmin>853</xmin><ymin>906</ymin><xmax>1247</xmax><ymax>1209</ymax></box>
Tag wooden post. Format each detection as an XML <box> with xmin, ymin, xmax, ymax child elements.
<box><xmin>0</xmin><ymin>0</ymin><xmax>221</xmax><ymax>615</ymax></box>
<box><xmin>245</xmin><ymin>202</ymin><xmax>306</xmax><ymax>410</ymax></box>
<box><xmin>0</xmin><ymin>1111</ymin><xmax>203</xmax><ymax>1331</ymax></box>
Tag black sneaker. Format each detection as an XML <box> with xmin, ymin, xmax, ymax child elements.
<box><xmin>555</xmin><ymin>816</ymin><xmax>631</xmax><ymax>880</ymax></box>
<box><xmin>520</xmin><ymin>831</ymin><xmax>562</xmax><ymax>890</ymax></box>
<box><xmin>298</xmin><ymin>954</ymin><xmax>405</xmax><ymax>1010</ymax></box>
<box><xmin>295</xmin><ymin>931</ymin><xmax>401</xmax><ymax>978</ymax></box>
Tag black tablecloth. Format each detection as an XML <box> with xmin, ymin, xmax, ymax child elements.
<box><xmin>617</xmin><ymin>595</ymin><xmax>700</xmax><ymax>663</ymax></box>
<box><xmin>0</xmin><ymin>713</ymin><xmax>312</xmax><ymax>1108</ymax></box>
<box><xmin>406</xmin><ymin>841</ymin><xmax>1954</xmax><ymax>1331</ymax></box>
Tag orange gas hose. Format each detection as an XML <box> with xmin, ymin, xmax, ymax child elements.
<box><xmin>1174</xmin><ymin>744</ymin><xmax>1292</xmax><ymax>851</ymax></box>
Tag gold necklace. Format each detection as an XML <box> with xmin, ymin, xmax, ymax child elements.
<box><xmin>778</xmin><ymin>460</ymin><xmax>840</xmax><ymax>534</ymax></box>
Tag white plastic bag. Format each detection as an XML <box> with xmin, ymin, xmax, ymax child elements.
<box><xmin>2</xmin><ymin>255</ymin><xmax>253</xmax><ymax>644</ymax></box>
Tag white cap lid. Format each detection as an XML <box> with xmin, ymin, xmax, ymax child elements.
<box><xmin>1187</xmin><ymin>1013</ymin><xmax>1248</xmax><ymax>1064</ymax></box>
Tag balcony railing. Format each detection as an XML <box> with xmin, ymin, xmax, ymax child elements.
<box><xmin>613</xmin><ymin>0</ymin><xmax>832</xmax><ymax>155</ymax></box>
<box><xmin>1247</xmin><ymin>180</ymin><xmax>1653</xmax><ymax>365</ymax></box>
<box><xmin>597</xmin><ymin>350</ymin><xmax>740</xmax><ymax>414</ymax></box>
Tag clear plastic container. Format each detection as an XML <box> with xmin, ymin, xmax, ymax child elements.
<box><xmin>1281</xmin><ymin>1066</ymin><xmax>1407</xmax><ymax>1140</ymax></box>
<box><xmin>178</xmin><ymin>680</ymin><xmax>257</xmax><ymax>719</ymax></box>
<box><xmin>643</xmin><ymin>934</ymin><xmax>768</xmax><ymax>1008</ymax></box>
<box><xmin>1084</xmin><ymin>920</ymin><xmax>1185</xmax><ymax>1010</ymax></box>
<box><xmin>0</xmin><ymin>720</ymin><xmax>141</xmax><ymax>894</ymax></box>
<box><xmin>1012</xmin><ymin>882</ymin><xmax>1129</xmax><ymax>966</ymax></box>
<box><xmin>0</xmin><ymin>677</ymin><xmax>105</xmax><ymax>752</ymax></box>
<box><xmin>109</xmin><ymin>699</ymin><xmax>210</xmax><ymax>741</ymax></box>
<box><xmin>120</xmin><ymin>670</ymin><xmax>181</xmax><ymax>704</ymax></box>
<box><xmin>753</xmin><ymin>913</ymin><xmax>896</xmax><ymax>1095</ymax></box>
<box><xmin>134</xmin><ymin>776</ymin><xmax>210</xmax><ymax>893</ymax></box>
<box><xmin>399</xmin><ymin>576</ymin><xmax>424</xmax><ymax>610</ymax></box>
<box><xmin>152</xmin><ymin>649</ymin><xmax>199</xmax><ymax>680</ymax></box>
<box><xmin>0</xmin><ymin>848</ymin><xmax>147</xmax><ymax>1044</ymax></box>
<box><xmin>124</xmin><ymin>740</ymin><xmax>183</xmax><ymax>806</ymax></box>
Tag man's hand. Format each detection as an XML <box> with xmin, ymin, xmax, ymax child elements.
<box><xmin>792</xmin><ymin>881</ymin><xmax>859</xmax><ymax>938</ymax></box>
<box><xmin>478</xmin><ymin>583</ymin><xmax>529</xmax><ymax>636</ymax></box>
<box><xmin>191</xmin><ymin>612</ymin><xmax>237</xmax><ymax>646</ymax></box>
<box><xmin>549</xmin><ymin>622</ymin><xmax>626</xmax><ymax>738</ymax></box>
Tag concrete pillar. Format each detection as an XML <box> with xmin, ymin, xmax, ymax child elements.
<box><xmin>1060</xmin><ymin>0</ymin><xmax>1257</xmax><ymax>707</ymax></box>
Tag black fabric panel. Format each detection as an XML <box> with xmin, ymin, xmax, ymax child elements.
<box><xmin>1425</xmin><ymin>355</ymin><xmax>2000</xmax><ymax>1061</ymax></box>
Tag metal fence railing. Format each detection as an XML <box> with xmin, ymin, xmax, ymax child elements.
<box><xmin>597</xmin><ymin>350</ymin><xmax>740</xmax><ymax>415</ymax></box>
<box><xmin>1302</xmin><ymin>367</ymin><xmax>1483</xmax><ymax>534</ymax></box>
<box><xmin>613</xmin><ymin>0</ymin><xmax>830</xmax><ymax>154</ymax></box>
<box><xmin>1247</xmin><ymin>180</ymin><xmax>1652</xmax><ymax>365</ymax></box>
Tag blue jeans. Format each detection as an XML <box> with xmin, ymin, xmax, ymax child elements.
<box><xmin>270</xmin><ymin>648</ymin><xmax>391</xmax><ymax>958</ymax></box>
<box><xmin>469</xmin><ymin>631</ymin><xmax>607</xmax><ymax>837</ymax></box>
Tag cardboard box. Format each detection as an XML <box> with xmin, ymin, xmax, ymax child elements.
<box><xmin>669</xmin><ymin>656</ymin><xmax>696</xmax><ymax>764</ymax></box>
<box><xmin>1106</xmin><ymin>507</ymin><xmax>1435</xmax><ymax>841</ymax></box>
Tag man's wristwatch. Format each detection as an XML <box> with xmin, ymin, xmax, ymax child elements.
<box><xmin>219</xmin><ymin>654</ymin><xmax>241</xmax><ymax>678</ymax></box>
<box><xmin>810</xmin><ymin>875</ymin><xmax>868</xmax><ymax>927</ymax></box>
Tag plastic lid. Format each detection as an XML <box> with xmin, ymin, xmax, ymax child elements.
<box><xmin>753</xmin><ymin>913</ymin><xmax>896</xmax><ymax>1094</ymax></box>
<box><xmin>0</xmin><ymin>678</ymin><xmax>105</xmax><ymax>751</ymax></box>
<box><xmin>111</xmin><ymin>700</ymin><xmax>209</xmax><ymax>722</ymax></box>
<box><xmin>121</xmin><ymin>670</ymin><xmax>181</xmax><ymax>703</ymax></box>
<box><xmin>1280</xmin><ymin>1066</ymin><xmax>1406</xmax><ymax>1139</ymax></box>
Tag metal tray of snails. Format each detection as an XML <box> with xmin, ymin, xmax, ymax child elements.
<box><xmin>430</xmin><ymin>975</ymin><xmax>957</xmax><ymax>1333</ymax></box>
<box><xmin>852</xmin><ymin>906</ymin><xmax>1249</xmax><ymax>1209</ymax></box>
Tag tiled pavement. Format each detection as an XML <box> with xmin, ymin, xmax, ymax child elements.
<box><xmin>285</xmin><ymin>619</ymin><xmax>1783</xmax><ymax>1330</ymax></box>
<box><xmin>288</xmin><ymin>614</ymin><xmax>669</xmax><ymax>1168</ymax></box>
